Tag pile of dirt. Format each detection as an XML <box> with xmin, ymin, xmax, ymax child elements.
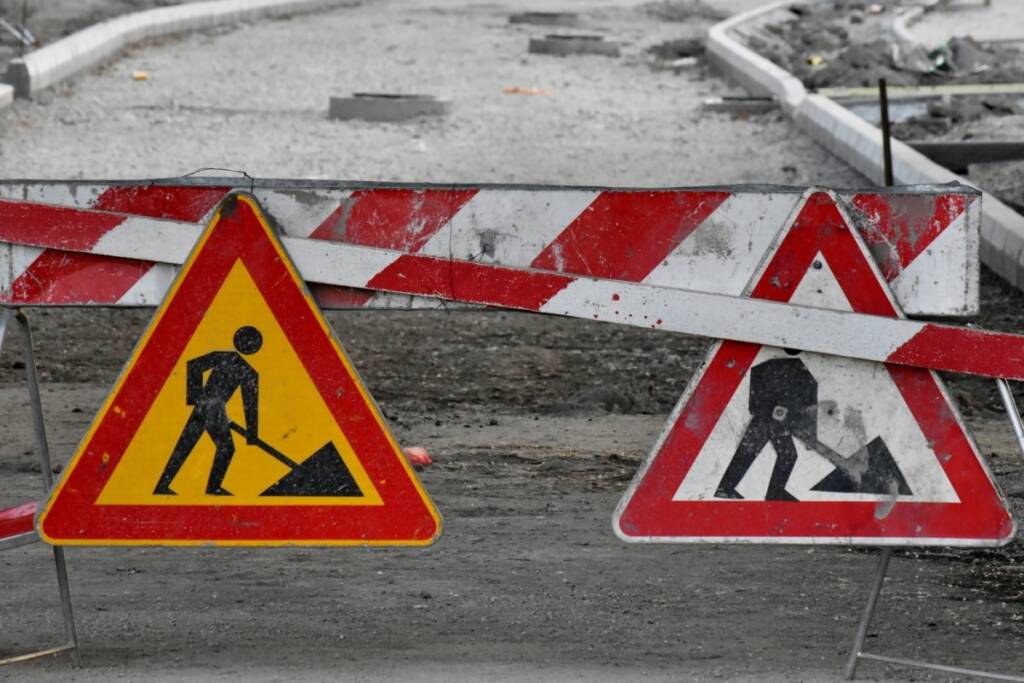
<box><xmin>745</xmin><ymin>2</ymin><xmax>1024</xmax><ymax>247</ymax></box>
<box><xmin>891</xmin><ymin>96</ymin><xmax>1024</xmax><ymax>139</ymax></box>
<box><xmin>892</xmin><ymin>104</ymin><xmax>1024</xmax><ymax>211</ymax></box>
<box><xmin>747</xmin><ymin>2</ymin><xmax>1024</xmax><ymax>90</ymax></box>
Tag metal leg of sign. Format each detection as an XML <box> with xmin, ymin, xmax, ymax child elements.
<box><xmin>846</xmin><ymin>541</ymin><xmax>1024</xmax><ymax>680</ymax></box>
<box><xmin>843</xmin><ymin>547</ymin><xmax>891</xmax><ymax>679</ymax></box>
<box><xmin>0</xmin><ymin>310</ymin><xmax>81</xmax><ymax>668</ymax></box>
<box><xmin>996</xmin><ymin>379</ymin><xmax>1024</xmax><ymax>465</ymax></box>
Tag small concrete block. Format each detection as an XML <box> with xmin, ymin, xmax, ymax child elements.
<box><xmin>328</xmin><ymin>93</ymin><xmax>451</xmax><ymax>122</ymax></box>
<box><xmin>528</xmin><ymin>34</ymin><xmax>620</xmax><ymax>57</ymax></box>
<box><xmin>509</xmin><ymin>11</ymin><xmax>580</xmax><ymax>27</ymax></box>
<box><xmin>0</xmin><ymin>84</ymin><xmax>13</xmax><ymax>109</ymax></box>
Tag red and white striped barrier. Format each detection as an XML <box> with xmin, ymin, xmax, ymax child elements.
<box><xmin>0</xmin><ymin>186</ymin><xmax>1019</xmax><ymax>380</ymax></box>
<box><xmin>0</xmin><ymin>181</ymin><xmax>978</xmax><ymax>316</ymax></box>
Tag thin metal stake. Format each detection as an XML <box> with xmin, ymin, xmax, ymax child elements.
<box><xmin>879</xmin><ymin>78</ymin><xmax>894</xmax><ymax>187</ymax></box>
<box><xmin>14</xmin><ymin>310</ymin><xmax>80</xmax><ymax>666</ymax></box>
<box><xmin>844</xmin><ymin>548</ymin><xmax>892</xmax><ymax>680</ymax></box>
<box><xmin>997</xmin><ymin>379</ymin><xmax>1024</xmax><ymax>466</ymax></box>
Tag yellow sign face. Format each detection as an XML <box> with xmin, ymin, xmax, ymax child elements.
<box><xmin>97</xmin><ymin>260</ymin><xmax>381</xmax><ymax>506</ymax></box>
<box><xmin>39</xmin><ymin>194</ymin><xmax>440</xmax><ymax>546</ymax></box>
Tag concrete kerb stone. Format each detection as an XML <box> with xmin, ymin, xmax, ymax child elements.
<box><xmin>2</xmin><ymin>0</ymin><xmax>353</xmax><ymax>99</ymax></box>
<box><xmin>704</xmin><ymin>0</ymin><xmax>805</xmax><ymax>111</ymax></box>
<box><xmin>0</xmin><ymin>84</ymin><xmax>12</xmax><ymax>110</ymax></box>
<box><xmin>528</xmin><ymin>35</ymin><xmax>621</xmax><ymax>58</ymax></box>
<box><xmin>508</xmin><ymin>12</ymin><xmax>580</xmax><ymax>27</ymax></box>
<box><xmin>707</xmin><ymin>0</ymin><xmax>1024</xmax><ymax>296</ymax></box>
<box><xmin>328</xmin><ymin>94</ymin><xmax>452</xmax><ymax>122</ymax></box>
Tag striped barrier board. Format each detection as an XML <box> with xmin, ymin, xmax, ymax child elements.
<box><xmin>0</xmin><ymin>187</ymin><xmax>1020</xmax><ymax>381</ymax></box>
<box><xmin>0</xmin><ymin>180</ymin><xmax>978</xmax><ymax>317</ymax></box>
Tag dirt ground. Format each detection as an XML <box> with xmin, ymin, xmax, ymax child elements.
<box><xmin>2</xmin><ymin>0</ymin><xmax>1024</xmax><ymax>681</ymax></box>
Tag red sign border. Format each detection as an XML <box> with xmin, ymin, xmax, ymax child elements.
<box><xmin>614</xmin><ymin>192</ymin><xmax>1014</xmax><ymax>545</ymax></box>
<box><xmin>38</xmin><ymin>194</ymin><xmax>441</xmax><ymax>546</ymax></box>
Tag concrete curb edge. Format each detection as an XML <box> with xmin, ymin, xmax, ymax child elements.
<box><xmin>705</xmin><ymin>1</ymin><xmax>1024</xmax><ymax>297</ymax></box>
<box><xmin>1</xmin><ymin>0</ymin><xmax>353</xmax><ymax>100</ymax></box>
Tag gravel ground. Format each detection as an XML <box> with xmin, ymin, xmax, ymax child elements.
<box><xmin>2</xmin><ymin>1</ymin><xmax>1024</xmax><ymax>681</ymax></box>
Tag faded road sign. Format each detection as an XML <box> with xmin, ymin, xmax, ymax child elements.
<box><xmin>38</xmin><ymin>194</ymin><xmax>440</xmax><ymax>546</ymax></box>
<box><xmin>614</xmin><ymin>193</ymin><xmax>1012</xmax><ymax>546</ymax></box>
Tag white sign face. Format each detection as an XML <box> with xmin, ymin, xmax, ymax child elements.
<box><xmin>673</xmin><ymin>257</ymin><xmax>958</xmax><ymax>505</ymax></box>
<box><xmin>614</xmin><ymin>192</ymin><xmax>1011</xmax><ymax>546</ymax></box>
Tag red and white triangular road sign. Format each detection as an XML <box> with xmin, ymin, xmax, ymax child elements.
<box><xmin>614</xmin><ymin>192</ymin><xmax>1013</xmax><ymax>546</ymax></box>
<box><xmin>38</xmin><ymin>194</ymin><xmax>440</xmax><ymax>546</ymax></box>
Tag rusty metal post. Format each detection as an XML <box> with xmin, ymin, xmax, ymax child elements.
<box><xmin>14</xmin><ymin>309</ymin><xmax>80</xmax><ymax>667</ymax></box>
<box><xmin>879</xmin><ymin>78</ymin><xmax>893</xmax><ymax>187</ymax></box>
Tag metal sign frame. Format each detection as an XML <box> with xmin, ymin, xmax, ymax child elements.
<box><xmin>0</xmin><ymin>309</ymin><xmax>79</xmax><ymax>667</ymax></box>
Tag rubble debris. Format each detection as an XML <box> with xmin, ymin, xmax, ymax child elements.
<box><xmin>747</xmin><ymin>2</ymin><xmax>1024</xmax><ymax>90</ymax></box>
<box><xmin>891</xmin><ymin>97</ymin><xmax>1024</xmax><ymax>140</ymax></box>
<box><xmin>906</xmin><ymin>140</ymin><xmax>1024</xmax><ymax>173</ymax></box>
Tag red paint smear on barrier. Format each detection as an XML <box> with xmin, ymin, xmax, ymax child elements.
<box><xmin>531</xmin><ymin>190</ymin><xmax>729</xmax><ymax>281</ymax></box>
<box><xmin>852</xmin><ymin>192</ymin><xmax>967</xmax><ymax>281</ymax></box>
<box><xmin>313</xmin><ymin>188</ymin><xmax>478</xmax><ymax>251</ymax></box>
<box><xmin>0</xmin><ymin>501</ymin><xmax>36</xmax><ymax>540</ymax></box>
<box><xmin>1</xmin><ymin>251</ymin><xmax>154</xmax><ymax>305</ymax></box>
<box><xmin>368</xmin><ymin>255</ymin><xmax>573</xmax><ymax>311</ymax></box>
<box><xmin>93</xmin><ymin>186</ymin><xmax>230</xmax><ymax>222</ymax></box>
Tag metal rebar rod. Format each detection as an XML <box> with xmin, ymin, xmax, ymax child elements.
<box><xmin>879</xmin><ymin>78</ymin><xmax>894</xmax><ymax>187</ymax></box>
<box><xmin>0</xmin><ymin>643</ymin><xmax>76</xmax><ymax>666</ymax></box>
<box><xmin>859</xmin><ymin>653</ymin><xmax>1024</xmax><ymax>682</ymax></box>
<box><xmin>843</xmin><ymin>548</ymin><xmax>892</xmax><ymax>680</ymax></box>
<box><xmin>14</xmin><ymin>309</ymin><xmax>81</xmax><ymax>666</ymax></box>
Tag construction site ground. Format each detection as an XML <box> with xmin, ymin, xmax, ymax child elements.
<box><xmin>2</xmin><ymin>0</ymin><xmax>1024</xmax><ymax>680</ymax></box>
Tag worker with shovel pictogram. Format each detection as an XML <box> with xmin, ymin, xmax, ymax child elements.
<box><xmin>155</xmin><ymin>326</ymin><xmax>263</xmax><ymax>496</ymax></box>
<box><xmin>714</xmin><ymin>353</ymin><xmax>912</xmax><ymax>501</ymax></box>
<box><xmin>154</xmin><ymin>325</ymin><xmax>363</xmax><ymax>498</ymax></box>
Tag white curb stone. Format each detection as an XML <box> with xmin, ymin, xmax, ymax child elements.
<box><xmin>706</xmin><ymin>0</ymin><xmax>1024</xmax><ymax>298</ymax></box>
<box><xmin>3</xmin><ymin>0</ymin><xmax>353</xmax><ymax>99</ymax></box>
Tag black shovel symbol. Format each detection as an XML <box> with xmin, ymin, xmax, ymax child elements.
<box><xmin>228</xmin><ymin>422</ymin><xmax>362</xmax><ymax>497</ymax></box>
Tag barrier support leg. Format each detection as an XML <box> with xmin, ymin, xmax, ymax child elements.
<box><xmin>996</xmin><ymin>379</ymin><xmax>1024</xmax><ymax>466</ymax></box>
<box><xmin>842</xmin><ymin>382</ymin><xmax>1024</xmax><ymax>682</ymax></box>
<box><xmin>843</xmin><ymin>547</ymin><xmax>891</xmax><ymax>679</ymax></box>
<box><xmin>11</xmin><ymin>310</ymin><xmax>80</xmax><ymax>666</ymax></box>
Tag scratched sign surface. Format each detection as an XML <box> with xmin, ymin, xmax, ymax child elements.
<box><xmin>613</xmin><ymin>193</ymin><xmax>1011</xmax><ymax>546</ymax></box>
<box><xmin>0</xmin><ymin>181</ymin><xmax>978</xmax><ymax>316</ymax></box>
